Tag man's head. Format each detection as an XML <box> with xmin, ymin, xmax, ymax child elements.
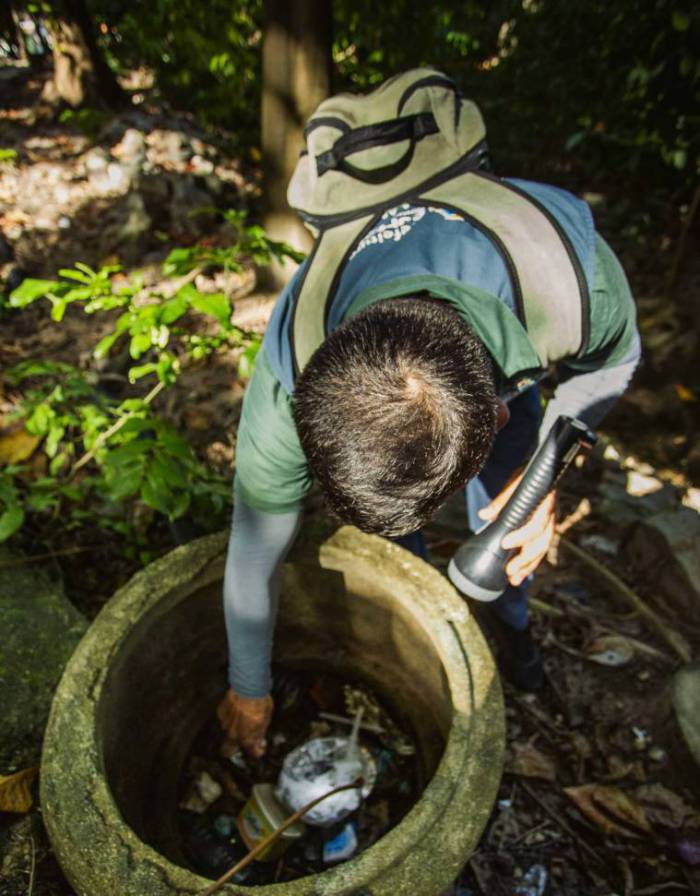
<box><xmin>293</xmin><ymin>297</ymin><xmax>499</xmax><ymax>536</ymax></box>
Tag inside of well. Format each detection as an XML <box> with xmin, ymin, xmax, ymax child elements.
<box><xmin>100</xmin><ymin>567</ymin><xmax>451</xmax><ymax>881</ymax></box>
<box><xmin>176</xmin><ymin>664</ymin><xmax>429</xmax><ymax>883</ymax></box>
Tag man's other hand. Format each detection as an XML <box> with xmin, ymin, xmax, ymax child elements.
<box><xmin>217</xmin><ymin>689</ymin><xmax>273</xmax><ymax>759</ymax></box>
<box><xmin>478</xmin><ymin>473</ymin><xmax>556</xmax><ymax>587</ymax></box>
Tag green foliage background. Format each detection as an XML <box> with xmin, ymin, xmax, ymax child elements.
<box><xmin>1</xmin><ymin>0</ymin><xmax>698</xmax><ymax>561</ymax></box>
<box><xmin>85</xmin><ymin>0</ymin><xmax>699</xmax><ymax>189</ymax></box>
<box><xmin>1</xmin><ymin>219</ymin><xmax>300</xmax><ymax>556</ymax></box>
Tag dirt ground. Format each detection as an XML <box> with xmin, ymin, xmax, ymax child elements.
<box><xmin>2</xmin><ymin>63</ymin><xmax>700</xmax><ymax>896</ymax></box>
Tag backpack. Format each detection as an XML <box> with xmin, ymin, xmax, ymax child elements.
<box><xmin>285</xmin><ymin>68</ymin><xmax>592</xmax><ymax>381</ymax></box>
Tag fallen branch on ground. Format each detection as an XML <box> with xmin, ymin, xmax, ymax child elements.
<box><xmin>519</xmin><ymin>779</ymin><xmax>602</xmax><ymax>866</ymax></box>
<box><xmin>0</xmin><ymin>545</ymin><xmax>99</xmax><ymax>568</ymax></box>
<box><xmin>558</xmin><ymin>537</ymin><xmax>691</xmax><ymax>663</ymax></box>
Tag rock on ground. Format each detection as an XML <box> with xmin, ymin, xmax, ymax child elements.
<box><xmin>623</xmin><ymin>506</ymin><xmax>700</xmax><ymax>624</ymax></box>
<box><xmin>673</xmin><ymin>662</ymin><xmax>700</xmax><ymax>774</ymax></box>
<box><xmin>0</xmin><ymin>547</ymin><xmax>87</xmax><ymax>771</ymax></box>
<box><xmin>0</xmin><ymin>103</ymin><xmax>252</xmax><ymax>280</ymax></box>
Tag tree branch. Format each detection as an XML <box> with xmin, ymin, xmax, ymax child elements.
<box><xmin>69</xmin><ymin>380</ymin><xmax>165</xmax><ymax>477</ymax></box>
<box><xmin>559</xmin><ymin>536</ymin><xmax>691</xmax><ymax>663</ymax></box>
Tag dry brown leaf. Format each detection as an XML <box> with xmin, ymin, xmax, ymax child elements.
<box><xmin>634</xmin><ymin>783</ymin><xmax>700</xmax><ymax>830</ymax></box>
<box><xmin>602</xmin><ymin>755</ymin><xmax>646</xmax><ymax>783</ymax></box>
<box><xmin>564</xmin><ymin>783</ymin><xmax>651</xmax><ymax>837</ymax></box>
<box><xmin>0</xmin><ymin>766</ymin><xmax>39</xmax><ymax>813</ymax></box>
<box><xmin>506</xmin><ymin>739</ymin><xmax>557</xmax><ymax>782</ymax></box>
<box><xmin>674</xmin><ymin>383</ymin><xmax>696</xmax><ymax>403</ymax></box>
<box><xmin>0</xmin><ymin>427</ymin><xmax>40</xmax><ymax>465</ymax></box>
<box><xmin>568</xmin><ymin>731</ymin><xmax>593</xmax><ymax>760</ymax></box>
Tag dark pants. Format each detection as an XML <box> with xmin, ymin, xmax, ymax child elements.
<box><xmin>395</xmin><ymin>387</ymin><xmax>542</xmax><ymax>631</ymax></box>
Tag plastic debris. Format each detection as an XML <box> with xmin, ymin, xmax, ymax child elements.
<box><xmin>276</xmin><ymin>735</ymin><xmax>376</xmax><ymax>827</ymax></box>
<box><xmin>585</xmin><ymin>634</ymin><xmax>635</xmax><ymax>667</ymax></box>
<box><xmin>580</xmin><ymin>533</ymin><xmax>618</xmax><ymax>555</ymax></box>
<box><xmin>179</xmin><ymin>667</ymin><xmax>419</xmax><ymax>880</ymax></box>
<box><xmin>323</xmin><ymin>820</ymin><xmax>358</xmax><ymax>863</ymax></box>
<box><xmin>180</xmin><ymin>770</ymin><xmax>222</xmax><ymax>813</ymax></box>
<box><xmin>514</xmin><ymin>864</ymin><xmax>547</xmax><ymax>896</ymax></box>
<box><xmin>238</xmin><ymin>783</ymin><xmax>306</xmax><ymax>861</ymax></box>
<box><xmin>179</xmin><ymin>809</ymin><xmax>255</xmax><ymax>882</ymax></box>
<box><xmin>212</xmin><ymin>814</ymin><xmax>236</xmax><ymax>838</ymax></box>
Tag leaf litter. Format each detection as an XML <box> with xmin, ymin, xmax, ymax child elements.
<box><xmin>2</xmin><ymin>97</ymin><xmax>700</xmax><ymax>896</ymax></box>
<box><xmin>422</xmin><ymin>448</ymin><xmax>700</xmax><ymax>896</ymax></box>
<box><xmin>0</xmin><ymin>767</ymin><xmax>39</xmax><ymax>814</ymax></box>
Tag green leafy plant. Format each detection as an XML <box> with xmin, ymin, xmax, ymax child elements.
<box><xmin>0</xmin><ymin>467</ymin><xmax>25</xmax><ymax>541</ymax></box>
<box><xmin>90</xmin><ymin>0</ymin><xmax>263</xmax><ymax>135</ymax></box>
<box><xmin>0</xmin><ymin>148</ymin><xmax>18</xmax><ymax>167</ymax></box>
<box><xmin>162</xmin><ymin>208</ymin><xmax>305</xmax><ymax>278</ymax></box>
<box><xmin>2</xmin><ymin>352</ymin><xmax>229</xmax><ymax>554</ymax></box>
<box><xmin>58</xmin><ymin>108</ymin><xmax>111</xmax><ymax>142</ymax></box>
<box><xmin>2</xmin><ymin>214</ymin><xmax>300</xmax><ymax>553</ymax></box>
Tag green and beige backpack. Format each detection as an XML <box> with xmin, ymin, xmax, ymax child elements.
<box><xmin>282</xmin><ymin>68</ymin><xmax>593</xmax><ymax>383</ymax></box>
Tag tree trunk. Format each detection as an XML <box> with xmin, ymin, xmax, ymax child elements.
<box><xmin>45</xmin><ymin>0</ymin><xmax>125</xmax><ymax>108</ymax></box>
<box><xmin>261</xmin><ymin>0</ymin><xmax>333</xmax><ymax>286</ymax></box>
<box><xmin>0</xmin><ymin>2</ymin><xmax>25</xmax><ymax>61</ymax></box>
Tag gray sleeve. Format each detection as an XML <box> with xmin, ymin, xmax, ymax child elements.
<box><xmin>223</xmin><ymin>498</ymin><xmax>302</xmax><ymax>698</ymax></box>
<box><xmin>539</xmin><ymin>332</ymin><xmax>641</xmax><ymax>439</ymax></box>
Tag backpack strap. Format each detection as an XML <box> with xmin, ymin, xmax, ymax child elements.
<box><xmin>291</xmin><ymin>213</ymin><xmax>376</xmax><ymax>376</ymax></box>
<box><xmin>420</xmin><ymin>171</ymin><xmax>589</xmax><ymax>364</ymax></box>
<box><xmin>290</xmin><ymin>172</ymin><xmax>590</xmax><ymax>378</ymax></box>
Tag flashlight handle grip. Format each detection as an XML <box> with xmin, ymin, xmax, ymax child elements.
<box><xmin>498</xmin><ymin>416</ymin><xmax>596</xmax><ymax>533</ymax></box>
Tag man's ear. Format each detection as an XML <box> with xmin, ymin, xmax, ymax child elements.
<box><xmin>495</xmin><ymin>398</ymin><xmax>510</xmax><ymax>432</ymax></box>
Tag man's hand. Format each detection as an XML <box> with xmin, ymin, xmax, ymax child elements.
<box><xmin>478</xmin><ymin>472</ymin><xmax>556</xmax><ymax>587</ymax></box>
<box><xmin>217</xmin><ymin>689</ymin><xmax>273</xmax><ymax>759</ymax></box>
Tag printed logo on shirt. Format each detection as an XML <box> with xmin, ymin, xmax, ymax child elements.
<box><xmin>349</xmin><ymin>203</ymin><xmax>465</xmax><ymax>260</ymax></box>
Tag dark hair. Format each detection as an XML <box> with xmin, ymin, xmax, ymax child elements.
<box><xmin>293</xmin><ymin>297</ymin><xmax>497</xmax><ymax>536</ymax></box>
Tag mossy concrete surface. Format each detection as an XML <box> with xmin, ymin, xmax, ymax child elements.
<box><xmin>41</xmin><ymin>527</ymin><xmax>504</xmax><ymax>896</ymax></box>
<box><xmin>0</xmin><ymin>547</ymin><xmax>87</xmax><ymax>771</ymax></box>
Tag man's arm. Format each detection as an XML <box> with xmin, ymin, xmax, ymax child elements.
<box><xmin>223</xmin><ymin>497</ymin><xmax>301</xmax><ymax>698</ymax></box>
<box><xmin>539</xmin><ymin>335</ymin><xmax>640</xmax><ymax>436</ymax></box>
<box><xmin>482</xmin><ymin>234</ymin><xmax>641</xmax><ymax>586</ymax></box>
<box><xmin>219</xmin><ymin>348</ymin><xmax>311</xmax><ymax>755</ymax></box>
<box><xmin>218</xmin><ymin>498</ymin><xmax>301</xmax><ymax>758</ymax></box>
<box><xmin>540</xmin><ymin>233</ymin><xmax>641</xmax><ymax>435</ymax></box>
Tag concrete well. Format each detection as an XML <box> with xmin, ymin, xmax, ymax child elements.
<box><xmin>41</xmin><ymin>526</ymin><xmax>504</xmax><ymax>895</ymax></box>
